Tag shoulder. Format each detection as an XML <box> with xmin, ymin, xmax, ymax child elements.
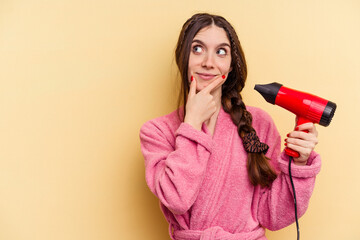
<box><xmin>140</xmin><ymin>108</ymin><xmax>183</xmax><ymax>139</ymax></box>
<box><xmin>246</xmin><ymin>105</ymin><xmax>279</xmax><ymax>140</ymax></box>
<box><xmin>246</xmin><ymin>105</ymin><xmax>274</xmax><ymax>125</ymax></box>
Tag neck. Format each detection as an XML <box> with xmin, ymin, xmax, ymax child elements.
<box><xmin>204</xmin><ymin>87</ymin><xmax>222</xmax><ymax>129</ymax></box>
<box><xmin>212</xmin><ymin>87</ymin><xmax>222</xmax><ymax>107</ymax></box>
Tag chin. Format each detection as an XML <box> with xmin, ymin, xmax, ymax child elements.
<box><xmin>196</xmin><ymin>83</ymin><xmax>206</xmax><ymax>92</ymax></box>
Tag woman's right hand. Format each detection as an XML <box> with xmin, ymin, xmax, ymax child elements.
<box><xmin>184</xmin><ymin>75</ymin><xmax>225</xmax><ymax>131</ymax></box>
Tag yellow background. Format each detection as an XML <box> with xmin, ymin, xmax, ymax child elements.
<box><xmin>1</xmin><ymin>0</ymin><xmax>359</xmax><ymax>239</ymax></box>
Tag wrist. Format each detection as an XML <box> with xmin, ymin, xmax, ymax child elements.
<box><xmin>293</xmin><ymin>161</ymin><xmax>308</xmax><ymax>166</ymax></box>
<box><xmin>184</xmin><ymin>116</ymin><xmax>202</xmax><ymax>131</ymax></box>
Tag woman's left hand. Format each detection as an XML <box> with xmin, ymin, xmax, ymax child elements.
<box><xmin>285</xmin><ymin>123</ymin><xmax>319</xmax><ymax>165</ymax></box>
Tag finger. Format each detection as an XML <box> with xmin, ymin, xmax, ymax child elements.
<box><xmin>296</xmin><ymin>122</ymin><xmax>316</xmax><ymax>132</ymax></box>
<box><xmin>188</xmin><ymin>75</ymin><xmax>197</xmax><ymax>97</ymax></box>
<box><xmin>285</xmin><ymin>142</ymin><xmax>312</xmax><ymax>158</ymax></box>
<box><xmin>294</xmin><ymin>123</ymin><xmax>318</xmax><ymax>138</ymax></box>
<box><xmin>287</xmin><ymin>131</ymin><xmax>318</xmax><ymax>144</ymax></box>
<box><xmin>201</xmin><ymin>75</ymin><xmax>225</xmax><ymax>94</ymax></box>
<box><xmin>305</xmin><ymin>123</ymin><xmax>318</xmax><ymax>136</ymax></box>
<box><xmin>293</xmin><ymin>158</ymin><xmax>308</xmax><ymax>166</ymax></box>
<box><xmin>285</xmin><ymin>137</ymin><xmax>316</xmax><ymax>149</ymax></box>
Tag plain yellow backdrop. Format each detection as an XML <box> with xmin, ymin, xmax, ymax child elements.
<box><xmin>1</xmin><ymin>0</ymin><xmax>359</xmax><ymax>239</ymax></box>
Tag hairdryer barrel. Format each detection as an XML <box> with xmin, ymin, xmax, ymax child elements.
<box><xmin>254</xmin><ymin>82</ymin><xmax>337</xmax><ymax>157</ymax></box>
<box><xmin>255</xmin><ymin>82</ymin><xmax>336</xmax><ymax>126</ymax></box>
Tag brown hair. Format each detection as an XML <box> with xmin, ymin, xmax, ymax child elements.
<box><xmin>175</xmin><ymin>13</ymin><xmax>277</xmax><ymax>187</ymax></box>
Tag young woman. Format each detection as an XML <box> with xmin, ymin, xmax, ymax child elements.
<box><xmin>140</xmin><ymin>13</ymin><xmax>320</xmax><ymax>240</ymax></box>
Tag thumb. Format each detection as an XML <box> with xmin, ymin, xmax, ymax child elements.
<box><xmin>188</xmin><ymin>75</ymin><xmax>197</xmax><ymax>97</ymax></box>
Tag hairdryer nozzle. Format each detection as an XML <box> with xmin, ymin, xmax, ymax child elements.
<box><xmin>254</xmin><ymin>82</ymin><xmax>282</xmax><ymax>104</ymax></box>
<box><xmin>320</xmin><ymin>101</ymin><xmax>337</xmax><ymax>127</ymax></box>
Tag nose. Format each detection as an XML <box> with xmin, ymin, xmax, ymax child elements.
<box><xmin>201</xmin><ymin>53</ymin><xmax>215</xmax><ymax>69</ymax></box>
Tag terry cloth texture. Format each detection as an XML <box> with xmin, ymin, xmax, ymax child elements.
<box><xmin>140</xmin><ymin>106</ymin><xmax>321</xmax><ymax>240</ymax></box>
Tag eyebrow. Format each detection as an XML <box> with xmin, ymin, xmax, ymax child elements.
<box><xmin>192</xmin><ymin>39</ymin><xmax>231</xmax><ymax>48</ymax></box>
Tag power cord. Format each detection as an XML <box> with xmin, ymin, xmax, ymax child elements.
<box><xmin>288</xmin><ymin>156</ymin><xmax>300</xmax><ymax>240</ymax></box>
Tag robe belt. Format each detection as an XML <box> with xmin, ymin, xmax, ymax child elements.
<box><xmin>173</xmin><ymin>226</ymin><xmax>266</xmax><ymax>240</ymax></box>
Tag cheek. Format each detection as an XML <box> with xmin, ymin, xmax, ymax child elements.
<box><xmin>219</xmin><ymin>59</ymin><xmax>232</xmax><ymax>72</ymax></box>
<box><xmin>188</xmin><ymin>55</ymin><xmax>202</xmax><ymax>77</ymax></box>
<box><xmin>188</xmin><ymin>55</ymin><xmax>201</xmax><ymax>67</ymax></box>
<box><xmin>187</xmin><ymin>56</ymin><xmax>194</xmax><ymax>72</ymax></box>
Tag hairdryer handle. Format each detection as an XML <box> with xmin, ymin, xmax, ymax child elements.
<box><xmin>284</xmin><ymin>116</ymin><xmax>311</xmax><ymax>158</ymax></box>
<box><xmin>285</xmin><ymin>147</ymin><xmax>300</xmax><ymax>158</ymax></box>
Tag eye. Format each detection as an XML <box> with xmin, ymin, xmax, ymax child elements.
<box><xmin>192</xmin><ymin>45</ymin><xmax>203</xmax><ymax>54</ymax></box>
<box><xmin>217</xmin><ymin>48</ymin><xmax>227</xmax><ymax>56</ymax></box>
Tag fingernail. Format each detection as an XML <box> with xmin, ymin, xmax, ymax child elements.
<box><xmin>191</xmin><ymin>76</ymin><xmax>194</xmax><ymax>81</ymax></box>
<box><xmin>285</xmin><ymin>138</ymin><xmax>288</xmax><ymax>142</ymax></box>
<box><xmin>286</xmin><ymin>133</ymin><xmax>290</xmax><ymax>137</ymax></box>
<box><xmin>222</xmin><ymin>75</ymin><xmax>226</xmax><ymax>79</ymax></box>
<box><xmin>284</xmin><ymin>143</ymin><xmax>288</xmax><ymax>146</ymax></box>
<box><xmin>295</xmin><ymin>127</ymin><xmax>299</xmax><ymax>131</ymax></box>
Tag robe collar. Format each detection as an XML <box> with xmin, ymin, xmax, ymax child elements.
<box><xmin>202</xmin><ymin>106</ymin><xmax>235</xmax><ymax>140</ymax></box>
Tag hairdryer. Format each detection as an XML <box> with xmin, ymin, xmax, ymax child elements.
<box><xmin>254</xmin><ymin>82</ymin><xmax>337</xmax><ymax>158</ymax></box>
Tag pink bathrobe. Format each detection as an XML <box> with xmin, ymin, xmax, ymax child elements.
<box><xmin>139</xmin><ymin>106</ymin><xmax>321</xmax><ymax>240</ymax></box>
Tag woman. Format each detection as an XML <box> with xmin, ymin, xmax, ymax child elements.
<box><xmin>140</xmin><ymin>13</ymin><xmax>320</xmax><ymax>240</ymax></box>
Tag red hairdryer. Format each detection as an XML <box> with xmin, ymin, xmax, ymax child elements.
<box><xmin>254</xmin><ymin>82</ymin><xmax>337</xmax><ymax>158</ymax></box>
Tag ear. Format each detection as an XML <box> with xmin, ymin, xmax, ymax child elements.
<box><xmin>229</xmin><ymin>66</ymin><xmax>233</xmax><ymax>73</ymax></box>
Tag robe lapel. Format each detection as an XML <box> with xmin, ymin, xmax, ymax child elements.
<box><xmin>194</xmin><ymin>107</ymin><xmax>237</xmax><ymax>226</ymax></box>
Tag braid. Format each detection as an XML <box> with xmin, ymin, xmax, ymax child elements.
<box><xmin>226</xmin><ymin>27</ymin><xmax>246</xmax><ymax>91</ymax></box>
<box><xmin>222</xmin><ymin>28</ymin><xmax>277</xmax><ymax>187</ymax></box>
<box><xmin>222</xmin><ymin>89</ymin><xmax>277</xmax><ymax>188</ymax></box>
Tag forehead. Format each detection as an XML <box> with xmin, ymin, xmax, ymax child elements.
<box><xmin>193</xmin><ymin>24</ymin><xmax>230</xmax><ymax>45</ymax></box>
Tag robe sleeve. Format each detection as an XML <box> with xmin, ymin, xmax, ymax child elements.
<box><xmin>139</xmin><ymin>120</ymin><xmax>213</xmax><ymax>215</ymax></box>
<box><xmin>256</xmin><ymin>111</ymin><xmax>321</xmax><ymax>231</ymax></box>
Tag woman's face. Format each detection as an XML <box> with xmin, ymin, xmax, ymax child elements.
<box><xmin>188</xmin><ymin>24</ymin><xmax>232</xmax><ymax>92</ymax></box>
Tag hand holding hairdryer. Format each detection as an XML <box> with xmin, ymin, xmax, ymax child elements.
<box><xmin>254</xmin><ymin>82</ymin><xmax>337</xmax><ymax>158</ymax></box>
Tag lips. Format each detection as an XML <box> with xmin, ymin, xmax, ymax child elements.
<box><xmin>196</xmin><ymin>72</ymin><xmax>218</xmax><ymax>80</ymax></box>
